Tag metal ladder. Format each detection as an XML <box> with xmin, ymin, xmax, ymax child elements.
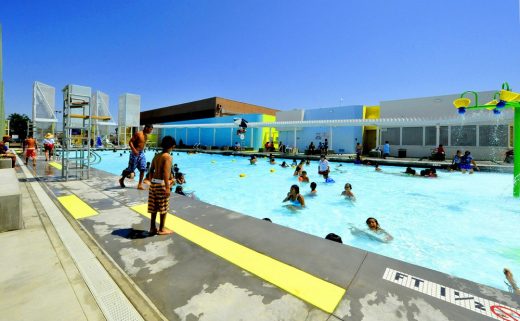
<box><xmin>61</xmin><ymin>85</ymin><xmax>92</xmax><ymax>180</ymax></box>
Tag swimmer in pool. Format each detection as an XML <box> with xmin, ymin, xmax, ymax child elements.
<box><xmin>175</xmin><ymin>172</ymin><xmax>186</xmax><ymax>184</ymax></box>
<box><xmin>293</xmin><ymin>160</ymin><xmax>304</xmax><ymax>176</ymax></box>
<box><xmin>419</xmin><ymin>167</ymin><xmax>437</xmax><ymax>177</ymax></box>
<box><xmin>309</xmin><ymin>182</ymin><xmax>317</xmax><ymax>195</ymax></box>
<box><xmin>366</xmin><ymin>217</ymin><xmax>393</xmax><ymax>242</ymax></box>
<box><xmin>341</xmin><ymin>183</ymin><xmax>356</xmax><ymax>201</ymax></box>
<box><xmin>460</xmin><ymin>151</ymin><xmax>479</xmax><ymax>174</ymax></box>
<box><xmin>250</xmin><ymin>155</ymin><xmax>257</xmax><ymax>165</ymax></box>
<box><xmin>299</xmin><ymin>170</ymin><xmax>310</xmax><ymax>183</ymax></box>
<box><xmin>504</xmin><ymin>268</ymin><xmax>520</xmax><ymax>295</ymax></box>
<box><xmin>175</xmin><ymin>185</ymin><xmax>186</xmax><ymax>196</ymax></box>
<box><xmin>280</xmin><ymin>161</ymin><xmax>289</xmax><ymax>168</ymax></box>
<box><xmin>404</xmin><ymin>167</ymin><xmax>417</xmax><ymax>175</ymax></box>
<box><xmin>283</xmin><ymin>184</ymin><xmax>305</xmax><ymax>208</ymax></box>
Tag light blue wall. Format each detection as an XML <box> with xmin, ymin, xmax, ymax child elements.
<box><xmin>161</xmin><ymin>114</ymin><xmax>265</xmax><ymax>149</ymax></box>
<box><xmin>278</xmin><ymin>105</ymin><xmax>363</xmax><ymax>153</ymax></box>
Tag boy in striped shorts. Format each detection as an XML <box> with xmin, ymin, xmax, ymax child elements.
<box><xmin>148</xmin><ymin>136</ymin><xmax>175</xmax><ymax>235</ymax></box>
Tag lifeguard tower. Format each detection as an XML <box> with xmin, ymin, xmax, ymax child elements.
<box><xmin>61</xmin><ymin>84</ymin><xmax>111</xmax><ymax>180</ymax></box>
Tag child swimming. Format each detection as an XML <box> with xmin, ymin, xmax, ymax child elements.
<box><xmin>283</xmin><ymin>184</ymin><xmax>305</xmax><ymax>209</ymax></box>
<box><xmin>299</xmin><ymin>171</ymin><xmax>310</xmax><ymax>183</ymax></box>
<box><xmin>341</xmin><ymin>183</ymin><xmax>355</xmax><ymax>201</ymax></box>
<box><xmin>308</xmin><ymin>182</ymin><xmax>317</xmax><ymax>195</ymax></box>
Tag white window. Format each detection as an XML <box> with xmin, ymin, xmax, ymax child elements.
<box><xmin>402</xmin><ymin>127</ymin><xmax>423</xmax><ymax>145</ymax></box>
<box><xmin>479</xmin><ymin>125</ymin><xmax>508</xmax><ymax>146</ymax></box>
<box><xmin>450</xmin><ymin>125</ymin><xmax>476</xmax><ymax>146</ymax></box>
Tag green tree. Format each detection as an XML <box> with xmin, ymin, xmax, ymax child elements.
<box><xmin>7</xmin><ymin>113</ymin><xmax>31</xmax><ymax>140</ymax></box>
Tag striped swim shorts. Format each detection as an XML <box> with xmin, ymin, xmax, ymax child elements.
<box><xmin>148</xmin><ymin>183</ymin><xmax>169</xmax><ymax>215</ymax></box>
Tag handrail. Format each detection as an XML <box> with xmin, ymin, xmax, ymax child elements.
<box><xmin>90</xmin><ymin>150</ymin><xmax>102</xmax><ymax>165</ymax></box>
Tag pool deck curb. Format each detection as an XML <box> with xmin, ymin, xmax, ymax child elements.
<box><xmin>4</xmin><ymin>155</ymin><xmax>519</xmax><ymax>320</ymax></box>
<box><xmin>160</xmin><ymin>148</ymin><xmax>514</xmax><ymax>173</ymax></box>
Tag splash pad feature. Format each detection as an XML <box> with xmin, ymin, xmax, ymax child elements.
<box><xmin>453</xmin><ymin>82</ymin><xmax>520</xmax><ymax>197</ymax></box>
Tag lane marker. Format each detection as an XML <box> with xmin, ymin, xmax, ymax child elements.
<box><xmin>383</xmin><ymin>268</ymin><xmax>520</xmax><ymax>320</ymax></box>
<box><xmin>49</xmin><ymin>161</ymin><xmax>62</xmax><ymax>170</ymax></box>
<box><xmin>58</xmin><ymin>194</ymin><xmax>98</xmax><ymax>219</ymax></box>
<box><xmin>131</xmin><ymin>203</ymin><xmax>346</xmax><ymax>313</ymax></box>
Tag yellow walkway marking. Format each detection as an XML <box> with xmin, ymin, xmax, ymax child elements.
<box><xmin>58</xmin><ymin>194</ymin><xmax>98</xmax><ymax>219</ymax></box>
<box><xmin>131</xmin><ymin>204</ymin><xmax>346</xmax><ymax>313</ymax></box>
<box><xmin>49</xmin><ymin>161</ymin><xmax>62</xmax><ymax>170</ymax></box>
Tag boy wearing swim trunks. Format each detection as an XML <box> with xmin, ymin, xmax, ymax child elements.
<box><xmin>24</xmin><ymin>135</ymin><xmax>37</xmax><ymax>166</ymax></box>
<box><xmin>148</xmin><ymin>136</ymin><xmax>175</xmax><ymax>235</ymax></box>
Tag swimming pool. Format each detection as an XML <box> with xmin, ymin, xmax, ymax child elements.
<box><xmin>93</xmin><ymin>150</ymin><xmax>520</xmax><ymax>292</ymax></box>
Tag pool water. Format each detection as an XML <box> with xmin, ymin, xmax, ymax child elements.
<box><xmin>93</xmin><ymin>150</ymin><xmax>520</xmax><ymax>291</ymax></box>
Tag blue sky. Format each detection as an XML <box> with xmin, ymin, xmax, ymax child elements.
<box><xmin>1</xmin><ymin>0</ymin><xmax>520</xmax><ymax>119</ymax></box>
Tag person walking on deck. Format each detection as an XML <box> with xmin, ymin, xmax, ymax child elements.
<box><xmin>119</xmin><ymin>124</ymin><xmax>154</xmax><ymax>189</ymax></box>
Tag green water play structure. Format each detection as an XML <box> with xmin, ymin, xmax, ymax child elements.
<box><xmin>453</xmin><ymin>82</ymin><xmax>520</xmax><ymax>197</ymax></box>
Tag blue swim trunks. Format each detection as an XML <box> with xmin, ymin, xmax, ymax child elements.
<box><xmin>125</xmin><ymin>151</ymin><xmax>147</xmax><ymax>173</ymax></box>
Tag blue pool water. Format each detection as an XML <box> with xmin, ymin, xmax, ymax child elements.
<box><xmin>93</xmin><ymin>150</ymin><xmax>520</xmax><ymax>291</ymax></box>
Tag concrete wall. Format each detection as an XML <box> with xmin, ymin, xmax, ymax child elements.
<box><xmin>277</xmin><ymin>105</ymin><xmax>363</xmax><ymax>153</ymax></box>
<box><xmin>0</xmin><ymin>168</ymin><xmax>22</xmax><ymax>232</ymax></box>
<box><xmin>276</xmin><ymin>109</ymin><xmax>305</xmax><ymax>122</ymax></box>
<box><xmin>380</xmin><ymin>91</ymin><xmax>497</xmax><ymax>118</ymax></box>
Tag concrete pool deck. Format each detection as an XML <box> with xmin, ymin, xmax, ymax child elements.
<box><xmin>1</xmin><ymin>155</ymin><xmax>519</xmax><ymax>320</ymax></box>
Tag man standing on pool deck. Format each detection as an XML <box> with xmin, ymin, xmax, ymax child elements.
<box><xmin>119</xmin><ymin>124</ymin><xmax>154</xmax><ymax>189</ymax></box>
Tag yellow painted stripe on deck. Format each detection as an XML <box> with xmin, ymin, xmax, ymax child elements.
<box><xmin>131</xmin><ymin>204</ymin><xmax>346</xmax><ymax>313</ymax></box>
<box><xmin>49</xmin><ymin>162</ymin><xmax>62</xmax><ymax>170</ymax></box>
<box><xmin>58</xmin><ymin>194</ymin><xmax>98</xmax><ymax>219</ymax></box>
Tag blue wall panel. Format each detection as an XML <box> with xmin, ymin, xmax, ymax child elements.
<box><xmin>278</xmin><ymin>105</ymin><xmax>363</xmax><ymax>153</ymax></box>
<box><xmin>161</xmin><ymin>114</ymin><xmax>265</xmax><ymax>149</ymax></box>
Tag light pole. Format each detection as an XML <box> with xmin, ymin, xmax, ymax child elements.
<box><xmin>453</xmin><ymin>82</ymin><xmax>520</xmax><ymax>197</ymax></box>
<box><xmin>54</xmin><ymin>110</ymin><xmax>62</xmax><ymax>136</ymax></box>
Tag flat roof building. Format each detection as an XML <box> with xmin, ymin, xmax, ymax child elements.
<box><xmin>140</xmin><ymin>97</ymin><xmax>278</xmax><ymax>125</ymax></box>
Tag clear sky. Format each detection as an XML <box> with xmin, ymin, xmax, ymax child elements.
<box><xmin>1</xmin><ymin>0</ymin><xmax>520</xmax><ymax>120</ymax></box>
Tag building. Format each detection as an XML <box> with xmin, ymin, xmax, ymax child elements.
<box><xmin>276</xmin><ymin>105</ymin><xmax>368</xmax><ymax>154</ymax></box>
<box><xmin>159</xmin><ymin>113</ymin><xmax>277</xmax><ymax>150</ymax></box>
<box><xmin>379</xmin><ymin>91</ymin><xmax>512</xmax><ymax>160</ymax></box>
<box><xmin>147</xmin><ymin>91</ymin><xmax>512</xmax><ymax>160</ymax></box>
<box><xmin>142</xmin><ymin>97</ymin><xmax>279</xmax><ymax>149</ymax></box>
<box><xmin>140</xmin><ymin>97</ymin><xmax>278</xmax><ymax>125</ymax></box>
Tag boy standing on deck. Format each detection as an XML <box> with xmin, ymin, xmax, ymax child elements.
<box><xmin>148</xmin><ymin>136</ymin><xmax>175</xmax><ymax>235</ymax></box>
<box><xmin>24</xmin><ymin>135</ymin><xmax>37</xmax><ymax>166</ymax></box>
<box><xmin>119</xmin><ymin>124</ymin><xmax>154</xmax><ymax>189</ymax></box>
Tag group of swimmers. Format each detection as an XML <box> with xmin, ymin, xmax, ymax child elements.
<box><xmin>280</xmin><ymin>155</ymin><xmax>361</xmax><ymax>209</ymax></box>
<box><xmin>450</xmin><ymin>150</ymin><xmax>479</xmax><ymax>173</ymax></box>
<box><xmin>403</xmin><ymin>166</ymin><xmax>437</xmax><ymax>177</ymax></box>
